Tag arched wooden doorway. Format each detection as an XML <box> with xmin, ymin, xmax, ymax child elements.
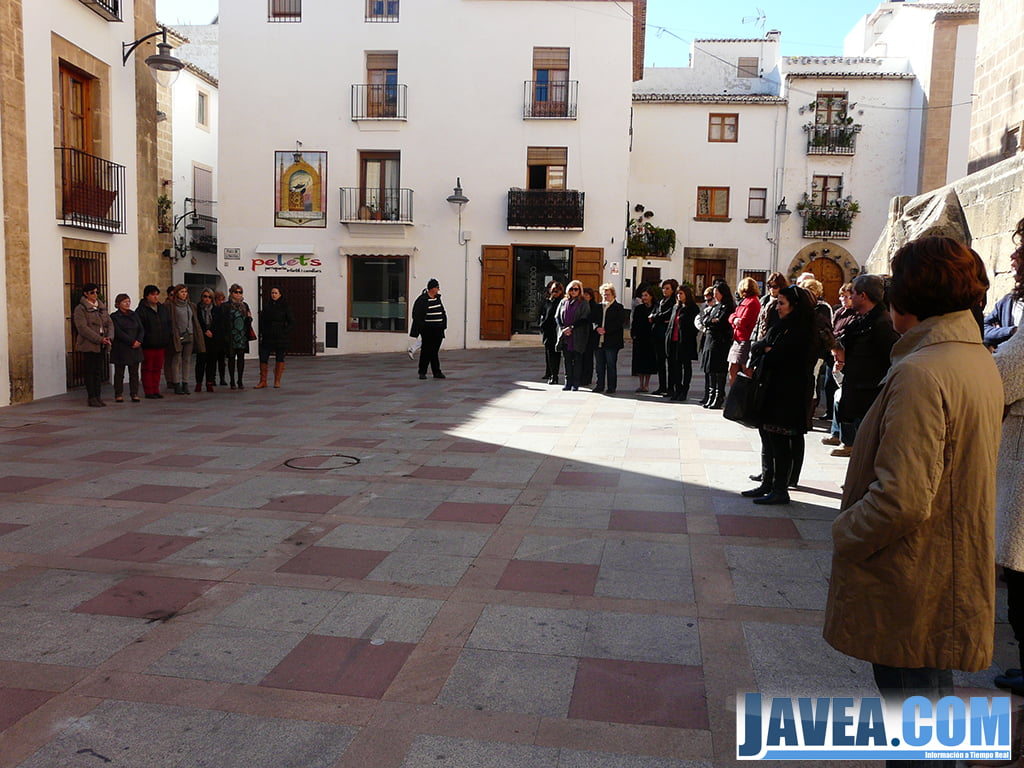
<box><xmin>806</xmin><ymin>257</ymin><xmax>844</xmax><ymax>306</ymax></box>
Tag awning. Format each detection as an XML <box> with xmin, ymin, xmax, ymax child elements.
<box><xmin>338</xmin><ymin>246</ymin><xmax>418</xmax><ymax>257</ymax></box>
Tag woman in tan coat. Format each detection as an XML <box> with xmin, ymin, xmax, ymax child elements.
<box><xmin>823</xmin><ymin>237</ymin><xmax>1002</xmax><ymax>732</ymax></box>
<box><xmin>73</xmin><ymin>283</ymin><xmax>113</xmax><ymax>407</ymax></box>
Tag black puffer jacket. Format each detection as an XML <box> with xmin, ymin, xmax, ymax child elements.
<box><xmin>259</xmin><ymin>297</ymin><xmax>294</xmax><ymax>347</ymax></box>
<box><xmin>136</xmin><ymin>300</ymin><xmax>172</xmax><ymax>349</ymax></box>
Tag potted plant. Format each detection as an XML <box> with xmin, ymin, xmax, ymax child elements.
<box><xmin>157</xmin><ymin>194</ymin><xmax>172</xmax><ymax>232</ymax></box>
<box><xmin>626</xmin><ymin>204</ymin><xmax>676</xmax><ymax>258</ymax></box>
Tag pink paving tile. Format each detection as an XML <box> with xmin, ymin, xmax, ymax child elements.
<box><xmin>13</xmin><ymin>424</ymin><xmax>69</xmax><ymax>434</ymax></box>
<box><xmin>181</xmin><ymin>424</ymin><xmax>234</xmax><ymax>434</ymax></box>
<box><xmin>608</xmin><ymin>510</ymin><xmax>687</xmax><ymax>534</ymax></box>
<box><xmin>447</xmin><ymin>441</ymin><xmax>501</xmax><ymax>454</ymax></box>
<box><xmin>261</xmin><ymin>494</ymin><xmax>347</xmax><ymax>515</ymax></box>
<box><xmin>329</xmin><ymin>412</ymin><xmax>373</xmax><ymax>421</ymax></box>
<box><xmin>215</xmin><ymin>433</ymin><xmax>272</xmax><ymax>443</ymax></box>
<box><xmin>716</xmin><ymin>515</ymin><xmax>801</xmax><ymax>539</ymax></box>
<box><xmin>518</xmin><ymin>425</ymin><xmax>564</xmax><ymax>433</ymax></box>
<box><xmin>276</xmin><ymin>546</ymin><xmax>389</xmax><ymax>579</ymax></box>
<box><xmin>3</xmin><ymin>436</ymin><xmax>64</xmax><ymax>447</ymax></box>
<box><xmin>409</xmin><ymin>466</ymin><xmax>475</xmax><ymax>481</ymax></box>
<box><xmin>73</xmin><ymin>575</ymin><xmax>216</xmax><ymax>620</ymax></box>
<box><xmin>0</xmin><ymin>476</ymin><xmax>57</xmax><ymax>493</ymax></box>
<box><xmin>79</xmin><ymin>532</ymin><xmax>201</xmax><ymax>563</ymax></box>
<box><xmin>555</xmin><ymin>471</ymin><xmax>620</xmax><ymax>488</ymax></box>
<box><xmin>569</xmin><ymin>658</ymin><xmax>709</xmax><ymax>729</ymax></box>
<box><xmin>0</xmin><ymin>688</ymin><xmax>57</xmax><ymax>732</ymax></box>
<box><xmin>79</xmin><ymin>450</ymin><xmax>149</xmax><ymax>464</ymax></box>
<box><xmin>261</xmin><ymin>635</ymin><xmax>414</xmax><ymax>698</ymax></box>
<box><xmin>106</xmin><ymin>484</ymin><xmax>194</xmax><ymax>503</ymax></box>
<box><xmin>36</xmin><ymin>409</ymin><xmax>83</xmax><ymax>417</ymax></box>
<box><xmin>328</xmin><ymin>437</ymin><xmax>383</xmax><ymax>449</ymax></box>
<box><xmin>144</xmin><ymin>454</ymin><xmax>214</xmax><ymax>468</ymax></box>
<box><xmin>496</xmin><ymin>560</ymin><xmax>598</xmax><ymax>596</ymax></box>
<box><xmin>428</xmin><ymin>502</ymin><xmax>509</xmax><ymax>524</ymax></box>
<box><xmin>412</xmin><ymin>422</ymin><xmax>456</xmax><ymax>431</ymax></box>
<box><xmin>0</xmin><ymin>523</ymin><xmax>28</xmax><ymax>538</ymax></box>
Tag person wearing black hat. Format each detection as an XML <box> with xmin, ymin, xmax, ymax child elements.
<box><xmin>411</xmin><ymin>278</ymin><xmax>447</xmax><ymax>379</ymax></box>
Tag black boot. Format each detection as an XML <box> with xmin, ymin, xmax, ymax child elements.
<box><xmin>709</xmin><ymin>374</ymin><xmax>726</xmax><ymax>409</ymax></box>
<box><xmin>742</xmin><ymin>441</ymin><xmax>772</xmax><ymax>497</ymax></box>
<box><xmin>755</xmin><ymin>437</ymin><xmax>792</xmax><ymax>505</ymax></box>
<box><xmin>700</xmin><ymin>378</ymin><xmax>712</xmax><ymax>407</ymax></box>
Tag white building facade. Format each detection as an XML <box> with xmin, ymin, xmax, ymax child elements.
<box><xmin>216</xmin><ymin>0</ymin><xmax>643</xmax><ymax>356</ymax></box>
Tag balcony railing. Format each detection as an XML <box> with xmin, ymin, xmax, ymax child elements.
<box><xmin>806</xmin><ymin>124</ymin><xmax>859</xmax><ymax>155</ymax></box>
<box><xmin>365</xmin><ymin>0</ymin><xmax>399</xmax><ymax>21</ymax></box>
<box><xmin>339</xmin><ymin>187</ymin><xmax>414</xmax><ymax>223</ymax></box>
<box><xmin>189</xmin><ymin>213</ymin><xmax>218</xmax><ymax>253</ymax></box>
<box><xmin>77</xmin><ymin>0</ymin><xmax>120</xmax><ymax>20</ymax></box>
<box><xmin>507</xmin><ymin>188</ymin><xmax>585</xmax><ymax>230</ymax></box>
<box><xmin>57</xmin><ymin>147</ymin><xmax>126</xmax><ymax>234</ymax></box>
<box><xmin>523</xmin><ymin>80</ymin><xmax>578</xmax><ymax>119</ymax></box>
<box><xmin>351</xmin><ymin>84</ymin><xmax>408</xmax><ymax>120</ymax></box>
<box><xmin>801</xmin><ymin>204</ymin><xmax>854</xmax><ymax>240</ymax></box>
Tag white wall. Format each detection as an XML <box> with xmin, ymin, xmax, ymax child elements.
<box><xmin>218</xmin><ymin>0</ymin><xmax>634</xmax><ymax>353</ymax></box>
<box><xmin>21</xmin><ymin>0</ymin><xmax>143</xmax><ymax>399</ymax></box>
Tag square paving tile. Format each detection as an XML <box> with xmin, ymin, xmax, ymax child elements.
<box><xmin>149</xmin><ymin>624</ymin><xmax>305</xmax><ymax>685</ymax></box>
<box><xmin>145</xmin><ymin>453</ymin><xmax>216</xmax><ymax>467</ymax></box>
<box><xmin>555</xmin><ymin>471</ymin><xmax>620</xmax><ymax>487</ymax></box>
<box><xmin>317</xmin><ymin>593</ymin><xmax>443</xmax><ymax>643</ymax></box>
<box><xmin>447</xmin><ymin>441</ymin><xmax>501</xmax><ymax>453</ymax></box>
<box><xmin>79</xmin><ymin>450</ymin><xmax>150</xmax><ymax>463</ymax></box>
<box><xmin>0</xmin><ymin>687</ymin><xmax>57</xmax><ymax>732</ymax></box>
<box><xmin>260</xmin><ymin>634</ymin><xmax>414</xmax><ymax>698</ymax></box>
<box><xmin>79</xmin><ymin>532</ymin><xmax>201</xmax><ymax>563</ymax></box>
<box><xmin>438</xmin><ymin>648</ymin><xmax>577</xmax><ymax>717</ymax></box>
<box><xmin>609</xmin><ymin>509</ymin><xmax>687</xmax><ymax>534</ymax></box>
<box><xmin>409</xmin><ymin>466</ymin><xmax>476</xmax><ymax>481</ymax></box>
<box><xmin>466</xmin><ymin>604</ymin><xmax>587</xmax><ymax>656</ymax></box>
<box><xmin>400</xmin><ymin>736</ymin><xmax>557</xmax><ymax>768</ymax></box>
<box><xmin>582</xmin><ymin>613</ymin><xmax>701</xmax><ymax>666</ymax></box>
<box><xmin>276</xmin><ymin>546</ymin><xmax>389</xmax><ymax>579</ymax></box>
<box><xmin>569</xmin><ymin>658</ymin><xmax>708</xmax><ymax>729</ymax></box>
<box><xmin>496</xmin><ymin>560</ymin><xmax>599</xmax><ymax>596</ymax></box>
<box><xmin>73</xmin><ymin>575</ymin><xmax>217</xmax><ymax>620</ymax></box>
<box><xmin>0</xmin><ymin>476</ymin><xmax>57</xmax><ymax>493</ymax></box>
<box><xmin>368</xmin><ymin>552</ymin><xmax>475</xmax><ymax>587</ymax></box>
<box><xmin>261</xmin><ymin>493</ymin><xmax>348</xmax><ymax>514</ymax></box>
<box><xmin>427</xmin><ymin>502</ymin><xmax>509</xmax><ymax>524</ymax></box>
<box><xmin>514</xmin><ymin>535</ymin><xmax>605</xmax><ymax>565</ymax></box>
<box><xmin>717</xmin><ymin>514</ymin><xmax>801</xmax><ymax>539</ymax></box>
<box><xmin>0</xmin><ymin>522</ymin><xmax>29</xmax><ymax>538</ymax></box>
<box><xmin>106</xmin><ymin>484</ymin><xmax>195</xmax><ymax>503</ymax></box>
<box><xmin>211</xmin><ymin>585</ymin><xmax>345</xmax><ymax>632</ymax></box>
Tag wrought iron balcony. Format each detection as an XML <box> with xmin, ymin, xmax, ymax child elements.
<box><xmin>351</xmin><ymin>84</ymin><xmax>408</xmax><ymax>120</ymax></box>
<box><xmin>57</xmin><ymin>147</ymin><xmax>126</xmax><ymax>234</ymax></box>
<box><xmin>188</xmin><ymin>214</ymin><xmax>218</xmax><ymax>253</ymax></box>
<box><xmin>801</xmin><ymin>204</ymin><xmax>854</xmax><ymax>240</ymax></box>
<box><xmin>339</xmin><ymin>187</ymin><xmax>414</xmax><ymax>223</ymax></box>
<box><xmin>365</xmin><ymin>0</ymin><xmax>399</xmax><ymax>22</ymax></box>
<box><xmin>805</xmin><ymin>124</ymin><xmax>859</xmax><ymax>155</ymax></box>
<box><xmin>77</xmin><ymin>0</ymin><xmax>120</xmax><ymax>20</ymax></box>
<box><xmin>268</xmin><ymin>0</ymin><xmax>301</xmax><ymax>21</ymax></box>
<box><xmin>523</xmin><ymin>80</ymin><xmax>578</xmax><ymax>119</ymax></box>
<box><xmin>507</xmin><ymin>188</ymin><xmax>584</xmax><ymax>230</ymax></box>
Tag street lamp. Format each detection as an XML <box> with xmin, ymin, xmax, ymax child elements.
<box><xmin>768</xmin><ymin>197</ymin><xmax>792</xmax><ymax>273</ymax></box>
<box><xmin>164</xmin><ymin>198</ymin><xmax>208</xmax><ymax>263</ymax></box>
<box><xmin>122</xmin><ymin>27</ymin><xmax>184</xmax><ymax>88</ymax></box>
<box><xmin>445</xmin><ymin>179</ymin><xmax>470</xmax><ymax>348</ymax></box>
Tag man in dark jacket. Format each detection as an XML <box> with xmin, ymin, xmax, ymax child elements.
<box><xmin>983</xmin><ymin>246</ymin><xmax>1023</xmax><ymax>348</ymax></box>
<box><xmin>410</xmin><ymin>278</ymin><xmax>447</xmax><ymax>380</ymax></box>
<box><xmin>833</xmin><ymin>274</ymin><xmax>899</xmax><ymax>456</ymax></box>
<box><xmin>136</xmin><ymin>284</ymin><xmax>172</xmax><ymax>399</ymax></box>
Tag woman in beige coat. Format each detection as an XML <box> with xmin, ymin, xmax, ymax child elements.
<box><xmin>73</xmin><ymin>283</ymin><xmax>113</xmax><ymax>407</ymax></box>
<box><xmin>823</xmin><ymin>238</ymin><xmax>1002</xmax><ymax>738</ymax></box>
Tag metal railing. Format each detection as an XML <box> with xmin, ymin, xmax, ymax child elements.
<box><xmin>57</xmin><ymin>147</ymin><xmax>126</xmax><ymax>234</ymax></box>
<box><xmin>806</xmin><ymin>125</ymin><xmax>859</xmax><ymax>155</ymax></box>
<box><xmin>339</xmin><ymin>187</ymin><xmax>414</xmax><ymax>223</ymax></box>
<box><xmin>78</xmin><ymin>0</ymin><xmax>120</xmax><ymax>20</ymax></box>
<box><xmin>189</xmin><ymin>214</ymin><xmax>218</xmax><ymax>253</ymax></box>
<box><xmin>351</xmin><ymin>84</ymin><xmax>408</xmax><ymax>119</ymax></box>
<box><xmin>802</xmin><ymin>205</ymin><xmax>854</xmax><ymax>239</ymax></box>
<box><xmin>507</xmin><ymin>188</ymin><xmax>585</xmax><ymax>230</ymax></box>
<box><xmin>365</xmin><ymin>0</ymin><xmax>399</xmax><ymax>21</ymax></box>
<box><xmin>268</xmin><ymin>0</ymin><xmax>301</xmax><ymax>21</ymax></box>
<box><xmin>523</xmin><ymin>80</ymin><xmax>578</xmax><ymax>118</ymax></box>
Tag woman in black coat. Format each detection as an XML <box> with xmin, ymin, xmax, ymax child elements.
<box><xmin>257</xmin><ymin>287</ymin><xmax>295</xmax><ymax>388</ymax></box>
<box><xmin>741</xmin><ymin>285</ymin><xmax>817</xmax><ymax>505</ymax></box>
<box><xmin>110</xmin><ymin>293</ymin><xmax>144</xmax><ymax>402</ymax></box>
<box><xmin>592</xmin><ymin>282</ymin><xmax>628</xmax><ymax>394</ymax></box>
<box><xmin>580</xmin><ymin>287</ymin><xmax>601</xmax><ymax>387</ymax></box>
<box><xmin>194</xmin><ymin>289</ymin><xmax>218</xmax><ymax>392</ymax></box>
<box><xmin>665</xmin><ymin>284</ymin><xmax>700</xmax><ymax>401</ymax></box>
<box><xmin>539</xmin><ymin>281</ymin><xmax>564</xmax><ymax>385</ymax></box>
<box><xmin>700</xmin><ymin>281</ymin><xmax>735</xmax><ymax>408</ymax></box>
<box><xmin>555</xmin><ymin>280</ymin><xmax>591</xmax><ymax>391</ymax></box>
<box><xmin>630</xmin><ymin>288</ymin><xmax>658</xmax><ymax>392</ymax></box>
<box><xmin>648</xmin><ymin>279</ymin><xmax>677</xmax><ymax>395</ymax></box>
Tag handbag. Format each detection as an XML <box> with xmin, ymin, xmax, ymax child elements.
<box><xmin>723</xmin><ymin>371</ymin><xmax>763</xmax><ymax>429</ymax></box>
<box><xmin>245</xmin><ymin>315</ymin><xmax>256</xmax><ymax>341</ymax></box>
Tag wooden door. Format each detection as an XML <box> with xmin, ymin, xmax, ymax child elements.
<box><xmin>807</xmin><ymin>257</ymin><xmax>843</xmax><ymax>306</ymax></box>
<box><xmin>572</xmin><ymin>247</ymin><xmax>604</xmax><ymax>292</ymax></box>
<box><xmin>258</xmin><ymin>276</ymin><xmax>316</xmax><ymax>355</ymax></box>
<box><xmin>693</xmin><ymin>259</ymin><xmax>726</xmax><ymax>294</ymax></box>
<box><xmin>480</xmin><ymin>245</ymin><xmax>513</xmax><ymax>340</ymax></box>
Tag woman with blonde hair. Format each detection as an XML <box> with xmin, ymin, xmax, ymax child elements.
<box><xmin>592</xmin><ymin>282</ymin><xmax>628</xmax><ymax>394</ymax></box>
<box><xmin>556</xmin><ymin>279</ymin><xmax>591</xmax><ymax>391</ymax></box>
<box><xmin>727</xmin><ymin>277</ymin><xmax>760</xmax><ymax>385</ymax></box>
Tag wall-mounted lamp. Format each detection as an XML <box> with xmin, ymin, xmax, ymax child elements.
<box><xmin>775</xmin><ymin>197</ymin><xmax>792</xmax><ymax>217</ymax></box>
<box><xmin>163</xmin><ymin>197</ymin><xmax>209</xmax><ymax>262</ymax></box>
<box><xmin>446</xmin><ymin>178</ymin><xmax>471</xmax><ymax>350</ymax></box>
<box><xmin>446</xmin><ymin>177</ymin><xmax>469</xmax><ymax>245</ymax></box>
<box><xmin>122</xmin><ymin>27</ymin><xmax>184</xmax><ymax>88</ymax></box>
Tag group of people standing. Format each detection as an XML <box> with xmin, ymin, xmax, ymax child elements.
<box><xmin>72</xmin><ymin>282</ymin><xmax>293</xmax><ymax>406</ymax></box>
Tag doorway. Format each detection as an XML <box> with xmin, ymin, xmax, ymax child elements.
<box><xmin>512</xmin><ymin>247</ymin><xmax>571</xmax><ymax>334</ymax></box>
<box><xmin>257</xmin><ymin>276</ymin><xmax>317</xmax><ymax>355</ymax></box>
<box><xmin>693</xmin><ymin>259</ymin><xmax>727</xmax><ymax>294</ymax></box>
<box><xmin>64</xmin><ymin>243</ymin><xmax>108</xmax><ymax>389</ymax></box>
<box><xmin>806</xmin><ymin>257</ymin><xmax>844</xmax><ymax>306</ymax></box>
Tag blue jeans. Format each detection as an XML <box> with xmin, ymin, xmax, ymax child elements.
<box><xmin>594</xmin><ymin>346</ymin><xmax>619</xmax><ymax>392</ymax></box>
<box><xmin>872</xmin><ymin>663</ymin><xmax>955</xmax><ymax>768</ymax></box>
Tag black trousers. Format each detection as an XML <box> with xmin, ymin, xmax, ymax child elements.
<box><xmin>1005</xmin><ymin>567</ymin><xmax>1024</xmax><ymax>670</ymax></box>
<box><xmin>653</xmin><ymin>331</ymin><xmax>668</xmax><ymax>390</ymax></box>
<box><xmin>544</xmin><ymin>346</ymin><xmax>561</xmax><ymax>381</ymax></box>
<box><xmin>112</xmin><ymin>363</ymin><xmax>139</xmax><ymax>397</ymax></box>
<box><xmin>667</xmin><ymin>343</ymin><xmax>692</xmax><ymax>396</ymax></box>
<box><xmin>758</xmin><ymin>429</ymin><xmax>794</xmax><ymax>493</ymax></box>
<box><xmin>227</xmin><ymin>350</ymin><xmax>246</xmax><ymax>384</ymax></box>
<box><xmin>872</xmin><ymin>663</ymin><xmax>955</xmax><ymax>768</ymax></box>
<box><xmin>418</xmin><ymin>329</ymin><xmax>443</xmax><ymax>376</ymax></box>
<box><xmin>83</xmin><ymin>351</ymin><xmax>104</xmax><ymax>399</ymax></box>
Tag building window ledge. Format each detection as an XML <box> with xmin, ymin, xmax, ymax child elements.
<box><xmin>693</xmin><ymin>216</ymin><xmax>731</xmax><ymax>223</ymax></box>
<box><xmin>744</xmin><ymin>217</ymin><xmax>769</xmax><ymax>224</ymax></box>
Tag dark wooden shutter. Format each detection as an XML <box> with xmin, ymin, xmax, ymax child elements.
<box><xmin>572</xmin><ymin>247</ymin><xmax>604</xmax><ymax>291</ymax></box>
<box><xmin>480</xmin><ymin>245</ymin><xmax>513</xmax><ymax>340</ymax></box>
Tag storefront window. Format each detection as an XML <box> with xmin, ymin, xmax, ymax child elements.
<box><xmin>349</xmin><ymin>256</ymin><xmax>407</xmax><ymax>331</ymax></box>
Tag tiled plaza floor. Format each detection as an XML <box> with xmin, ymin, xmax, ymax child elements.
<box><xmin>0</xmin><ymin>348</ymin><xmax>1014</xmax><ymax>767</ymax></box>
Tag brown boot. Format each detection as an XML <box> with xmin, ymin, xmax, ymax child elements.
<box><xmin>274</xmin><ymin>362</ymin><xmax>285</xmax><ymax>388</ymax></box>
<box><xmin>255</xmin><ymin>363</ymin><xmax>269</xmax><ymax>388</ymax></box>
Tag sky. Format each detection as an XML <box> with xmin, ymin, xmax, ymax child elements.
<box><xmin>155</xmin><ymin>0</ymin><xmax>890</xmax><ymax>61</ymax></box>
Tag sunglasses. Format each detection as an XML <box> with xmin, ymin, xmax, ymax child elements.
<box><xmin>230</xmin><ymin>289</ymin><xmax>243</xmax><ymax>294</ymax></box>
<box><xmin>568</xmin><ymin>287</ymin><xmax>580</xmax><ymax>292</ymax></box>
